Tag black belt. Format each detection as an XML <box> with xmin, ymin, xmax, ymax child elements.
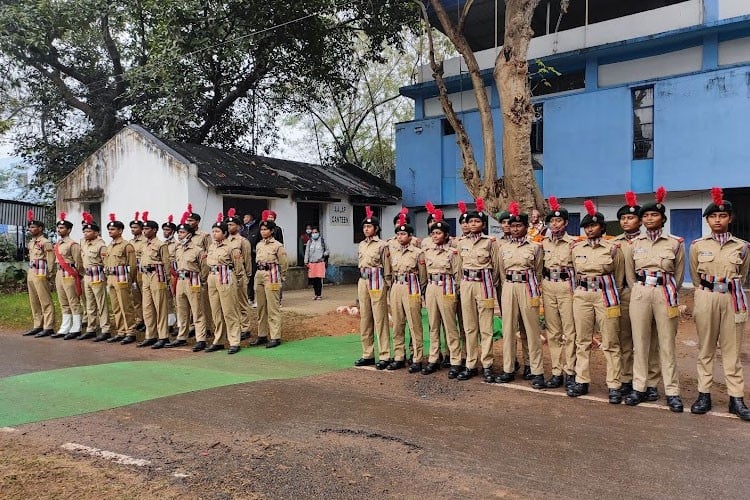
<box><xmin>141</xmin><ymin>265</ymin><xmax>157</xmax><ymax>273</ymax></box>
<box><xmin>209</xmin><ymin>264</ymin><xmax>233</xmax><ymax>272</ymax></box>
<box><xmin>178</xmin><ymin>270</ymin><xmax>198</xmax><ymax>279</ymax></box>
<box><xmin>506</xmin><ymin>272</ymin><xmax>528</xmax><ymax>283</ymax></box>
<box><xmin>257</xmin><ymin>263</ymin><xmax>275</xmax><ymax>271</ymax></box>
<box><xmin>700</xmin><ymin>279</ymin><xmax>733</xmax><ymax>293</ymax></box>
<box><xmin>462</xmin><ymin>269</ymin><xmax>487</xmax><ymax>281</ymax></box>
<box><xmin>636</xmin><ymin>274</ymin><xmax>664</xmax><ymax>286</ymax></box>
<box><xmin>543</xmin><ymin>268</ymin><xmax>570</xmax><ymax>281</ymax></box>
<box><xmin>576</xmin><ymin>276</ymin><xmax>602</xmax><ymax>290</ymax></box>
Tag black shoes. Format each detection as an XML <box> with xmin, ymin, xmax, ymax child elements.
<box><xmin>192</xmin><ymin>341</ymin><xmax>207</xmax><ymax>352</ymax></box>
<box><xmin>531</xmin><ymin>375</ymin><xmax>546</xmax><ymax>390</ymax></box>
<box><xmin>624</xmin><ymin>390</ymin><xmax>646</xmax><ymax>406</ymax></box>
<box><xmin>483</xmin><ymin>368</ymin><xmax>495</xmax><ymax>383</ymax></box>
<box><xmin>567</xmin><ymin>383</ymin><xmax>589</xmax><ymax>397</ymax></box>
<box><xmin>228</xmin><ymin>346</ymin><xmax>241</xmax><ymax>355</ymax></box>
<box><xmin>690</xmin><ymin>393</ymin><xmax>712</xmax><ymax>414</ymax></box>
<box><xmin>107</xmin><ymin>335</ymin><xmax>126</xmax><ymax>343</ymax></box>
<box><xmin>620</xmin><ymin>381</ymin><xmax>634</xmax><ymax>397</ymax></box>
<box><xmin>165</xmin><ymin>339</ymin><xmax>187</xmax><ymax>348</ymax></box>
<box><xmin>408</xmin><ymin>362</ymin><xmax>422</xmax><ymax>374</ymax></box>
<box><xmin>421</xmin><ymin>363</ymin><xmax>440</xmax><ymax>375</ymax></box>
<box><xmin>545</xmin><ymin>375</ymin><xmax>564</xmax><ymax>388</ymax></box>
<box><xmin>375</xmin><ymin>360</ymin><xmax>390</xmax><ymax>370</ymax></box>
<box><xmin>645</xmin><ymin>386</ymin><xmax>660</xmax><ymax>402</ymax></box>
<box><xmin>495</xmin><ymin>372</ymin><xmax>515</xmax><ymax>384</ymax></box>
<box><xmin>35</xmin><ymin>329</ymin><xmax>54</xmax><ymax>338</ymax></box>
<box><xmin>136</xmin><ymin>338</ymin><xmax>157</xmax><ymax>348</ymax></box>
<box><xmin>23</xmin><ymin>327</ymin><xmax>43</xmax><ymax>336</ymax></box>
<box><xmin>523</xmin><ymin>366</ymin><xmax>534</xmax><ymax>380</ymax></box>
<box><xmin>609</xmin><ymin>388</ymin><xmax>623</xmax><ymax>404</ymax></box>
<box><xmin>78</xmin><ymin>331</ymin><xmax>97</xmax><ymax>340</ymax></box>
<box><xmin>565</xmin><ymin>373</ymin><xmax>576</xmax><ymax>388</ymax></box>
<box><xmin>387</xmin><ymin>360</ymin><xmax>406</xmax><ymax>371</ymax></box>
<box><xmin>240</xmin><ymin>332</ymin><xmax>250</xmax><ymax>341</ymax></box>
<box><xmin>51</xmin><ymin>331</ymin><xmax>67</xmax><ymax>339</ymax></box>
<box><xmin>63</xmin><ymin>332</ymin><xmax>81</xmax><ymax>340</ymax></box>
<box><xmin>440</xmin><ymin>354</ymin><xmax>451</xmax><ymax>368</ymax></box>
<box><xmin>354</xmin><ymin>357</ymin><xmax>375</xmax><ymax>367</ymax></box>
<box><xmin>456</xmin><ymin>368</ymin><xmax>478</xmax><ymax>381</ymax></box>
<box><xmin>266</xmin><ymin>339</ymin><xmax>281</xmax><ymax>348</ymax></box>
<box><xmin>666</xmin><ymin>395</ymin><xmax>684</xmax><ymax>413</ymax></box>
<box><xmin>205</xmin><ymin>344</ymin><xmax>225</xmax><ymax>352</ymax></box>
<box><xmin>120</xmin><ymin>335</ymin><xmax>137</xmax><ymax>345</ymax></box>
<box><xmin>151</xmin><ymin>339</ymin><xmax>169</xmax><ymax>349</ymax></box>
<box><xmin>447</xmin><ymin>366</ymin><xmax>462</xmax><ymax>379</ymax></box>
<box><xmin>249</xmin><ymin>336</ymin><xmax>268</xmax><ymax>346</ymax></box>
<box><xmin>93</xmin><ymin>333</ymin><xmax>111</xmax><ymax>342</ymax></box>
<box><xmin>728</xmin><ymin>397</ymin><xmax>750</xmax><ymax>421</ymax></box>
<box><xmin>134</xmin><ymin>322</ymin><xmax>146</xmax><ymax>332</ymax></box>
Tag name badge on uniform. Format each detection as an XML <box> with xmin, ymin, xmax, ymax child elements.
<box><xmin>575</xmin><ymin>255</ymin><xmax>587</xmax><ymax>262</ymax></box>
<box><xmin>633</xmin><ymin>247</ymin><xmax>647</xmax><ymax>255</ymax></box>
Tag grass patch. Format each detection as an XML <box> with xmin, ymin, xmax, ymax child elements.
<box><xmin>0</xmin><ymin>291</ymin><xmax>60</xmax><ymax>330</ymax></box>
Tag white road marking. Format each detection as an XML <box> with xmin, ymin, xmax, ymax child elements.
<box><xmin>61</xmin><ymin>443</ymin><xmax>151</xmax><ymax>467</ymax></box>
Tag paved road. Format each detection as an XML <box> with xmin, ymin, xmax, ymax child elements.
<box><xmin>2</xmin><ymin>330</ymin><xmax>749</xmax><ymax>499</ymax></box>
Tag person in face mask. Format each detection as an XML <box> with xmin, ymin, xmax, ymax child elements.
<box><xmin>304</xmin><ymin>227</ymin><xmax>329</xmax><ymax>300</ymax></box>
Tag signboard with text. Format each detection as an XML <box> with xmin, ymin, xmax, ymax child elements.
<box><xmin>329</xmin><ymin>204</ymin><xmax>351</xmax><ymax>226</ymax></box>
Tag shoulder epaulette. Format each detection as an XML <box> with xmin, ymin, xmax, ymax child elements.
<box><xmin>668</xmin><ymin>234</ymin><xmax>684</xmax><ymax>243</ymax></box>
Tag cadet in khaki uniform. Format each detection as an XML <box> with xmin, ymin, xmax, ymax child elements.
<box><xmin>186</xmin><ymin>204</ymin><xmax>215</xmax><ymax>336</ymax></box>
<box><xmin>205</xmin><ymin>214</ymin><xmax>244</xmax><ymax>354</ymax></box>
<box><xmin>689</xmin><ymin>188</ymin><xmax>750</xmax><ymax>420</ymax></box>
<box><xmin>103</xmin><ymin>214</ymin><xmax>138</xmax><ymax>345</ymax></box>
<box><xmin>162</xmin><ymin>216</ymin><xmax>178</xmax><ymax>333</ymax></box>
<box><xmin>250</xmin><ymin>216</ymin><xmax>288</xmax><ymax>349</ymax></box>
<box><xmin>613</xmin><ymin>192</ymin><xmax>662</xmax><ymax>399</ymax></box>
<box><xmin>539</xmin><ymin>197</ymin><xmax>577</xmax><ymax>388</ymax></box>
<box><xmin>136</xmin><ymin>215</ymin><xmax>172</xmax><ymax>348</ymax></box>
<box><xmin>79</xmin><ymin>214</ymin><xmax>110</xmax><ymax>341</ymax></box>
<box><xmin>168</xmin><ymin>215</ymin><xmax>208</xmax><ymax>351</ymax></box>
<box><xmin>51</xmin><ymin>213</ymin><xmax>83</xmax><ymax>339</ymax></box>
<box><xmin>225</xmin><ymin>208</ymin><xmax>253</xmax><ymax>339</ymax></box>
<box><xmin>568</xmin><ymin>201</ymin><xmax>624</xmax><ymax>402</ymax></box>
<box><xmin>456</xmin><ymin>199</ymin><xmax>502</xmax><ymax>383</ymax></box>
<box><xmin>23</xmin><ymin>211</ymin><xmax>56</xmax><ymax>338</ymax></box>
<box><xmin>129</xmin><ymin>212</ymin><xmax>147</xmax><ymax>331</ymax></box>
<box><xmin>624</xmin><ymin>188</ymin><xmax>686</xmax><ymax>412</ymax></box>
<box><xmin>495</xmin><ymin>202</ymin><xmax>546</xmax><ymax>389</ymax></box>
<box><xmin>387</xmin><ymin>215</ymin><xmax>427</xmax><ymax>372</ymax></box>
<box><xmin>353</xmin><ymin>207</ymin><xmax>392</xmax><ymax>368</ymax></box>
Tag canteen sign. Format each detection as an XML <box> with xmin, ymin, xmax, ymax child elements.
<box><xmin>329</xmin><ymin>204</ymin><xmax>351</xmax><ymax>226</ymax></box>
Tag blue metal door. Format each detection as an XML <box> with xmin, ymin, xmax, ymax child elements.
<box><xmin>670</xmin><ymin>209</ymin><xmax>703</xmax><ymax>284</ymax></box>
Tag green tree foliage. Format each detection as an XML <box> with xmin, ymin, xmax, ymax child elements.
<box><xmin>0</xmin><ymin>0</ymin><xmax>417</xmax><ymax>196</ymax></box>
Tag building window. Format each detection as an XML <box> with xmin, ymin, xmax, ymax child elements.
<box><xmin>531</xmin><ymin>103</ymin><xmax>543</xmax><ymax>154</ymax></box>
<box><xmin>352</xmin><ymin>205</ymin><xmax>382</xmax><ymax>243</ymax></box>
<box><xmin>441</xmin><ymin>118</ymin><xmax>456</xmax><ymax>136</ymax></box>
<box><xmin>632</xmin><ymin>86</ymin><xmax>654</xmax><ymax>160</ymax></box>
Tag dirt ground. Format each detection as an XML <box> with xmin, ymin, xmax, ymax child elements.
<box><xmin>2</xmin><ymin>285</ymin><xmax>750</xmax><ymax>499</ymax></box>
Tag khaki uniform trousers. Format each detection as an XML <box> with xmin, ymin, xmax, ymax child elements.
<box><xmin>390</xmin><ymin>283</ymin><xmax>424</xmax><ymax>363</ymax></box>
<box><xmin>132</xmin><ymin>271</ymin><xmax>143</xmax><ymax>323</ymax></box>
<box><xmin>629</xmin><ymin>284</ymin><xmax>679</xmax><ymax>395</ymax></box>
<box><xmin>107</xmin><ymin>277</ymin><xmax>136</xmax><ymax>333</ymax></box>
<box><xmin>55</xmin><ymin>270</ymin><xmax>81</xmax><ymax>315</ymax></box>
<box><xmin>453</xmin><ymin>294</ymin><xmax>467</xmax><ymax>361</ymax></box>
<box><xmin>202</xmin><ymin>283</ymin><xmax>215</xmax><ymax>333</ymax></box>
<box><xmin>461</xmin><ymin>281</ymin><xmax>495</xmax><ymax>370</ymax></box>
<box><xmin>27</xmin><ymin>271</ymin><xmax>54</xmax><ymax>329</ymax></box>
<box><xmin>175</xmin><ymin>279</ymin><xmax>206</xmax><ymax>342</ymax></box>
<box><xmin>572</xmin><ymin>290</ymin><xmax>621</xmax><ymax>388</ymax></box>
<box><xmin>619</xmin><ymin>287</ymin><xmax>662</xmax><ymax>386</ymax></box>
<box><xmin>209</xmin><ymin>273</ymin><xmax>241</xmax><ymax>347</ymax></box>
<box><xmin>542</xmin><ymin>280</ymin><xmax>576</xmax><ymax>376</ymax></box>
<box><xmin>502</xmin><ymin>283</ymin><xmax>543</xmax><ymax>375</ymax></box>
<box><xmin>693</xmin><ymin>289</ymin><xmax>746</xmax><ymax>397</ymax></box>
<box><xmin>357</xmin><ymin>278</ymin><xmax>390</xmax><ymax>360</ymax></box>
<box><xmin>142</xmin><ymin>271</ymin><xmax>169</xmax><ymax>340</ymax></box>
<box><xmin>237</xmin><ymin>274</ymin><xmax>252</xmax><ymax>333</ymax></box>
<box><xmin>426</xmin><ymin>284</ymin><xmax>460</xmax><ymax>365</ymax></box>
<box><xmin>254</xmin><ymin>270</ymin><xmax>282</xmax><ymax>340</ymax></box>
<box><xmin>84</xmin><ymin>275</ymin><xmax>110</xmax><ymax>334</ymax></box>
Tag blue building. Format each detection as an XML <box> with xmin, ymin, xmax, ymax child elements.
<box><xmin>396</xmin><ymin>0</ymin><xmax>750</xmax><ymax>253</ymax></box>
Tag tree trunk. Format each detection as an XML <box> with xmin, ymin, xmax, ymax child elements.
<box><xmin>494</xmin><ymin>0</ymin><xmax>545</xmax><ymax>213</ymax></box>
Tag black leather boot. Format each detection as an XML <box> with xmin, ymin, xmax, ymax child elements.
<box><xmin>567</xmin><ymin>382</ymin><xmax>589</xmax><ymax>397</ymax></box>
<box><xmin>690</xmin><ymin>393</ymin><xmax>711</xmax><ymax>414</ymax></box>
<box><xmin>483</xmin><ymin>368</ymin><xmax>494</xmax><ymax>383</ymax></box>
<box><xmin>608</xmin><ymin>388</ymin><xmax>623</xmax><ymax>404</ymax></box>
<box><xmin>728</xmin><ymin>397</ymin><xmax>750</xmax><ymax>421</ymax></box>
<box><xmin>456</xmin><ymin>368</ymin><xmax>478</xmax><ymax>381</ymax></box>
<box><xmin>624</xmin><ymin>390</ymin><xmax>646</xmax><ymax>406</ymax></box>
<box><xmin>666</xmin><ymin>395</ymin><xmax>684</xmax><ymax>413</ymax></box>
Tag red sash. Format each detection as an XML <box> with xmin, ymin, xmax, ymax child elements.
<box><xmin>54</xmin><ymin>243</ymin><xmax>82</xmax><ymax>296</ymax></box>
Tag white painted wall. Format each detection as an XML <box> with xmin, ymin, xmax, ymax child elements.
<box><xmin>418</xmin><ymin>1</ymin><xmax>703</xmax><ymax>81</ymax></box>
<box><xmin>268</xmin><ymin>195</ymin><xmax>298</xmax><ymax>263</ymax></box>
<box><xmin>720</xmin><ymin>0</ymin><xmax>750</xmax><ymax>20</ymax></box>
<box><xmin>424</xmin><ymin>87</ymin><xmax>492</xmax><ymax>118</ymax></box>
<box><xmin>719</xmin><ymin>37</ymin><xmax>750</xmax><ymax>66</ymax></box>
<box><xmin>598</xmin><ymin>46</ymin><xmax>703</xmax><ymax>87</ymax></box>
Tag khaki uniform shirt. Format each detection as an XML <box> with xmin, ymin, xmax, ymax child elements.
<box><xmin>194</xmin><ymin>230</ymin><xmax>213</xmax><ymax>252</ymax></box>
<box><xmin>28</xmin><ymin>235</ymin><xmax>54</xmax><ymax>277</ymax></box>
<box><xmin>541</xmin><ymin>234</ymin><xmax>575</xmax><ymax>271</ymax></box>
<box><xmin>497</xmin><ymin>237</ymin><xmax>543</xmax><ymax>280</ymax></box>
<box><xmin>613</xmin><ymin>232</ymin><xmax>640</xmax><ymax>288</ymax></box>
<box><xmin>572</xmin><ymin>238</ymin><xmax>625</xmax><ymax>284</ymax></box>
<box><xmin>689</xmin><ymin>234</ymin><xmax>750</xmax><ymax>287</ymax></box>
<box><xmin>176</xmin><ymin>237</ymin><xmax>204</xmax><ymax>274</ymax></box>
<box><xmin>625</xmin><ymin>232</ymin><xmax>685</xmax><ymax>289</ymax></box>
<box><xmin>130</xmin><ymin>235</ymin><xmax>146</xmax><ymax>268</ymax></box>
<box><xmin>81</xmin><ymin>237</ymin><xmax>107</xmax><ymax>269</ymax></box>
<box><xmin>140</xmin><ymin>236</ymin><xmax>171</xmax><ymax>275</ymax></box>
<box><xmin>389</xmin><ymin>243</ymin><xmax>427</xmax><ymax>286</ymax></box>
<box><xmin>55</xmin><ymin>236</ymin><xmax>83</xmax><ymax>271</ymax></box>
<box><xmin>255</xmin><ymin>237</ymin><xmax>288</xmax><ymax>279</ymax></box>
<box><xmin>457</xmin><ymin>234</ymin><xmax>501</xmax><ymax>276</ymax></box>
<box><xmin>105</xmin><ymin>238</ymin><xmax>136</xmax><ymax>282</ymax></box>
<box><xmin>164</xmin><ymin>235</ymin><xmax>177</xmax><ymax>269</ymax></box>
<box><xmin>206</xmin><ymin>240</ymin><xmax>236</xmax><ymax>267</ymax></box>
<box><xmin>227</xmin><ymin>233</ymin><xmax>252</xmax><ymax>279</ymax></box>
<box><xmin>423</xmin><ymin>243</ymin><xmax>460</xmax><ymax>278</ymax></box>
<box><xmin>358</xmin><ymin>236</ymin><xmax>391</xmax><ymax>285</ymax></box>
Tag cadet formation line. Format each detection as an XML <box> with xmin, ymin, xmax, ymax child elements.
<box><xmin>19</xmin><ymin>188</ymin><xmax>749</xmax><ymax>421</ymax></box>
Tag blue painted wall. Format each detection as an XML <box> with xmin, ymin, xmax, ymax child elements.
<box><xmin>395</xmin><ymin>64</ymin><xmax>750</xmax><ymax>207</ymax></box>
